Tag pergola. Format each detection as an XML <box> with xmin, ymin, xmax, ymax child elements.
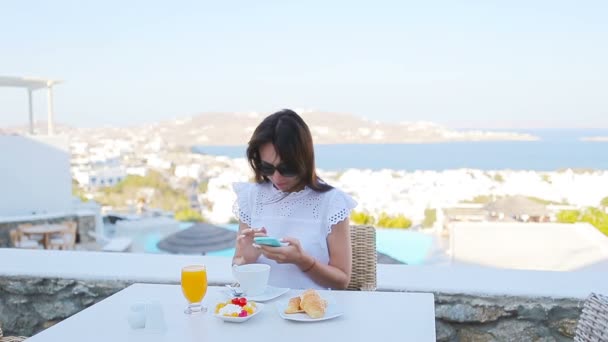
<box><xmin>0</xmin><ymin>75</ymin><xmax>62</xmax><ymax>135</ymax></box>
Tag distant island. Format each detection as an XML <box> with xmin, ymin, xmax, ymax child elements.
<box><xmin>2</xmin><ymin>110</ymin><xmax>539</xmax><ymax>146</ymax></box>
<box><xmin>149</xmin><ymin>111</ymin><xmax>539</xmax><ymax>146</ymax></box>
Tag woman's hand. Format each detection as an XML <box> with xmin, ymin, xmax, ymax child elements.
<box><xmin>234</xmin><ymin>225</ymin><xmax>267</xmax><ymax>265</ymax></box>
<box><xmin>259</xmin><ymin>237</ymin><xmax>314</xmax><ymax>270</ymax></box>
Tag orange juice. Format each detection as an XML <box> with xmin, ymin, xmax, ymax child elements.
<box><xmin>181</xmin><ymin>265</ymin><xmax>208</xmax><ymax>303</ymax></box>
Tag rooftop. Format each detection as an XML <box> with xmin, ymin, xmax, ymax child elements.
<box><xmin>0</xmin><ymin>76</ymin><xmax>61</xmax><ymax>90</ymax></box>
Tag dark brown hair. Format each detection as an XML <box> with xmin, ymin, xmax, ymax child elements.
<box><xmin>246</xmin><ymin>109</ymin><xmax>332</xmax><ymax>192</ymax></box>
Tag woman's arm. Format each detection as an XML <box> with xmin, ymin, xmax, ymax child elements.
<box><xmin>264</xmin><ymin>218</ymin><xmax>352</xmax><ymax>289</ymax></box>
<box><xmin>232</xmin><ymin>221</ymin><xmax>264</xmax><ymax>265</ymax></box>
<box><xmin>298</xmin><ymin>218</ymin><xmax>352</xmax><ymax>289</ymax></box>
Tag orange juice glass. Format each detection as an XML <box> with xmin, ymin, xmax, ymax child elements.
<box><xmin>181</xmin><ymin>265</ymin><xmax>208</xmax><ymax>314</ymax></box>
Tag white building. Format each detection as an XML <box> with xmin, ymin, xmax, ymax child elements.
<box><xmin>174</xmin><ymin>163</ymin><xmax>202</xmax><ymax>180</ymax></box>
<box><xmin>0</xmin><ymin>76</ymin><xmax>103</xmax><ymax>241</ymax></box>
<box><xmin>1</xmin><ymin>134</ymin><xmax>73</xmax><ymax>216</ymax></box>
<box><xmin>145</xmin><ymin>154</ymin><xmax>172</xmax><ymax>170</ymax></box>
<box><xmin>73</xmin><ymin>165</ymin><xmax>126</xmax><ymax>188</ymax></box>
<box><xmin>0</xmin><ymin>76</ymin><xmax>73</xmax><ymax>217</ymax></box>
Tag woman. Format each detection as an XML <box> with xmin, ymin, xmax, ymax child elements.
<box><xmin>232</xmin><ymin>109</ymin><xmax>357</xmax><ymax>289</ymax></box>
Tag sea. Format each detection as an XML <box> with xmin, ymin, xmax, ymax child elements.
<box><xmin>193</xmin><ymin>129</ymin><xmax>608</xmax><ymax>171</ymax></box>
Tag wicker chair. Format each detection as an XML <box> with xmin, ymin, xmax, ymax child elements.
<box><xmin>347</xmin><ymin>225</ymin><xmax>377</xmax><ymax>291</ymax></box>
<box><xmin>574</xmin><ymin>293</ymin><xmax>608</xmax><ymax>342</ymax></box>
<box><xmin>0</xmin><ymin>323</ymin><xmax>27</xmax><ymax>342</ymax></box>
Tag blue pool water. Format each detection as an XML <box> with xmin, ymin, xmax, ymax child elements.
<box><xmin>145</xmin><ymin>223</ymin><xmax>432</xmax><ymax>264</ymax></box>
<box><xmin>375</xmin><ymin>229</ymin><xmax>433</xmax><ymax>265</ymax></box>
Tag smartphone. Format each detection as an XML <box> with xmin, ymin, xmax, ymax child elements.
<box><xmin>253</xmin><ymin>236</ymin><xmax>288</xmax><ymax>247</ymax></box>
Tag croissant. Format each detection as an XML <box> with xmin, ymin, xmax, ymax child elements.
<box><xmin>285</xmin><ymin>297</ymin><xmax>304</xmax><ymax>314</ymax></box>
<box><xmin>299</xmin><ymin>290</ymin><xmax>327</xmax><ymax>319</ymax></box>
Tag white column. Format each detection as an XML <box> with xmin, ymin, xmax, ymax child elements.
<box><xmin>47</xmin><ymin>85</ymin><xmax>55</xmax><ymax>136</ymax></box>
<box><xmin>28</xmin><ymin>88</ymin><xmax>34</xmax><ymax>134</ymax></box>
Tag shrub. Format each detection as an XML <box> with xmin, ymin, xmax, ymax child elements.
<box><xmin>350</xmin><ymin>211</ymin><xmax>375</xmax><ymax>225</ymax></box>
<box><xmin>462</xmin><ymin>195</ymin><xmax>496</xmax><ymax>204</ymax></box>
<box><xmin>72</xmin><ymin>179</ymin><xmax>88</xmax><ymax>202</ymax></box>
<box><xmin>526</xmin><ymin>196</ymin><xmax>563</xmax><ymax>205</ymax></box>
<box><xmin>493</xmin><ymin>173</ymin><xmax>504</xmax><ymax>183</ymax></box>
<box><xmin>581</xmin><ymin>208</ymin><xmax>608</xmax><ymax>236</ymax></box>
<box><xmin>422</xmin><ymin>208</ymin><xmax>436</xmax><ymax>228</ymax></box>
<box><xmin>198</xmin><ymin>181</ymin><xmax>209</xmax><ymax>194</ymax></box>
<box><xmin>376</xmin><ymin>212</ymin><xmax>412</xmax><ymax>229</ymax></box>
<box><xmin>557</xmin><ymin>208</ymin><xmax>608</xmax><ymax>236</ymax></box>
<box><xmin>556</xmin><ymin>210</ymin><xmax>580</xmax><ymax>224</ymax></box>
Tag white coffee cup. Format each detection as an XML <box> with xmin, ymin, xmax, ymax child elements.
<box><xmin>232</xmin><ymin>263</ymin><xmax>270</xmax><ymax>296</ymax></box>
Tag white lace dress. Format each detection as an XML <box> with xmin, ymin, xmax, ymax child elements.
<box><xmin>233</xmin><ymin>181</ymin><xmax>357</xmax><ymax>289</ymax></box>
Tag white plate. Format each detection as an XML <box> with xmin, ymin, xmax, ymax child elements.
<box><xmin>223</xmin><ymin>286</ymin><xmax>290</xmax><ymax>302</ymax></box>
<box><xmin>213</xmin><ymin>303</ymin><xmax>264</xmax><ymax>323</ymax></box>
<box><xmin>276</xmin><ymin>294</ymin><xmax>343</xmax><ymax>322</ymax></box>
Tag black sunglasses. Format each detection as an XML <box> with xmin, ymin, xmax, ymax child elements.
<box><xmin>258</xmin><ymin>161</ymin><xmax>298</xmax><ymax>177</ymax></box>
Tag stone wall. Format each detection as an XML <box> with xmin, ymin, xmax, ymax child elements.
<box><xmin>435</xmin><ymin>293</ymin><xmax>582</xmax><ymax>341</ymax></box>
<box><xmin>0</xmin><ymin>277</ymin><xmax>131</xmax><ymax>336</ymax></box>
<box><xmin>0</xmin><ymin>215</ymin><xmax>96</xmax><ymax>247</ymax></box>
<box><xmin>0</xmin><ymin>276</ymin><xmax>583</xmax><ymax>340</ymax></box>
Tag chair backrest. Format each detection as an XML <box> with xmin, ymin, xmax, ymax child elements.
<box><xmin>347</xmin><ymin>225</ymin><xmax>377</xmax><ymax>291</ymax></box>
<box><xmin>574</xmin><ymin>292</ymin><xmax>608</xmax><ymax>341</ymax></box>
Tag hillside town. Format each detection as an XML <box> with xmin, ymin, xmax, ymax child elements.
<box><xmin>52</xmin><ymin>115</ymin><xmax>608</xmax><ymax>226</ymax></box>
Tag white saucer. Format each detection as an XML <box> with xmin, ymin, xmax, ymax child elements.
<box><xmin>223</xmin><ymin>286</ymin><xmax>290</xmax><ymax>302</ymax></box>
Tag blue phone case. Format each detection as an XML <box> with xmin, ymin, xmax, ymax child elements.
<box><xmin>254</xmin><ymin>237</ymin><xmax>285</xmax><ymax>247</ymax></box>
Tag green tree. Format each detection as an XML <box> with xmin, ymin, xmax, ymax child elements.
<box><xmin>95</xmin><ymin>171</ymin><xmax>190</xmax><ymax>213</ymax></box>
<box><xmin>422</xmin><ymin>208</ymin><xmax>436</xmax><ymax>228</ymax></box>
<box><xmin>600</xmin><ymin>196</ymin><xmax>608</xmax><ymax>208</ymax></box>
<box><xmin>72</xmin><ymin>178</ymin><xmax>88</xmax><ymax>202</ymax></box>
<box><xmin>556</xmin><ymin>210</ymin><xmax>580</xmax><ymax>224</ymax></box>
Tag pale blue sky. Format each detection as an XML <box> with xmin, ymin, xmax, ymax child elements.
<box><xmin>1</xmin><ymin>0</ymin><xmax>607</xmax><ymax>128</ymax></box>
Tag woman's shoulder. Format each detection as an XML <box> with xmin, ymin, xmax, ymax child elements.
<box><xmin>309</xmin><ymin>186</ymin><xmax>356</xmax><ymax>206</ymax></box>
<box><xmin>313</xmin><ymin>185</ymin><xmax>344</xmax><ymax>196</ymax></box>
<box><xmin>322</xmin><ymin>187</ymin><xmax>358</xmax><ymax>208</ymax></box>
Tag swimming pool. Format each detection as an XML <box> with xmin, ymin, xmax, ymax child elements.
<box><xmin>141</xmin><ymin>223</ymin><xmax>433</xmax><ymax>265</ymax></box>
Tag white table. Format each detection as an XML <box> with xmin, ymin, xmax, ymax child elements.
<box><xmin>27</xmin><ymin>284</ymin><xmax>436</xmax><ymax>341</ymax></box>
